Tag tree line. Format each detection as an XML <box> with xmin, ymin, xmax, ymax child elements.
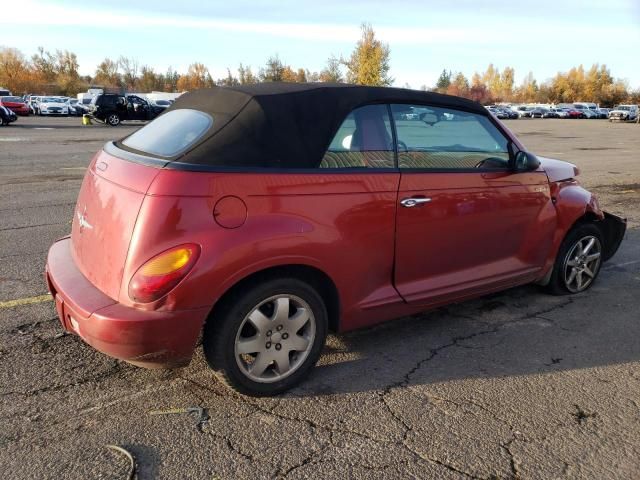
<box><xmin>433</xmin><ymin>64</ymin><xmax>635</xmax><ymax>106</ymax></box>
<box><xmin>0</xmin><ymin>24</ymin><xmax>637</xmax><ymax>106</ymax></box>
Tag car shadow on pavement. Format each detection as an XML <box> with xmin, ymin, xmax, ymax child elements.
<box><xmin>292</xmin><ymin>227</ymin><xmax>640</xmax><ymax>397</ymax></box>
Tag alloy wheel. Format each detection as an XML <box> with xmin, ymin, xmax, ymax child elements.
<box><xmin>234</xmin><ymin>294</ymin><xmax>316</xmax><ymax>383</ymax></box>
<box><xmin>563</xmin><ymin>235</ymin><xmax>602</xmax><ymax>293</ymax></box>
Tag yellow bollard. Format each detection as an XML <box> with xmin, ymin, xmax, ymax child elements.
<box><xmin>82</xmin><ymin>114</ymin><xmax>92</xmax><ymax>126</ymax></box>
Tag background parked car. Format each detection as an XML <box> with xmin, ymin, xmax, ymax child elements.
<box><xmin>38</xmin><ymin>97</ymin><xmax>69</xmax><ymax>116</ymax></box>
<box><xmin>67</xmin><ymin>98</ymin><xmax>86</xmax><ymax>117</ymax></box>
<box><xmin>0</xmin><ymin>105</ymin><xmax>17</xmax><ymax>125</ymax></box>
<box><xmin>551</xmin><ymin>108</ymin><xmax>569</xmax><ymax>118</ymax></box>
<box><xmin>515</xmin><ymin>106</ymin><xmax>533</xmax><ymax>118</ymax></box>
<box><xmin>0</xmin><ymin>96</ymin><xmax>30</xmax><ymax>116</ymax></box>
<box><xmin>542</xmin><ymin>108</ymin><xmax>560</xmax><ymax>118</ymax></box>
<box><xmin>609</xmin><ymin>105</ymin><xmax>638</xmax><ymax>122</ymax></box>
<box><xmin>90</xmin><ymin>93</ymin><xmax>165</xmax><ymax>126</ymax></box>
<box><xmin>596</xmin><ymin>108</ymin><xmax>609</xmax><ymax>119</ymax></box>
<box><xmin>502</xmin><ymin>107</ymin><xmax>519</xmax><ymax>119</ymax></box>
<box><xmin>581</xmin><ymin>109</ymin><xmax>599</xmax><ymax>119</ymax></box>
<box><xmin>565</xmin><ymin>108</ymin><xmax>584</xmax><ymax>119</ymax></box>
<box><xmin>530</xmin><ymin>107</ymin><xmax>547</xmax><ymax>118</ymax></box>
<box><xmin>486</xmin><ymin>106</ymin><xmax>509</xmax><ymax>119</ymax></box>
<box><xmin>0</xmin><ymin>87</ymin><xmax>11</xmax><ymax>97</ymax></box>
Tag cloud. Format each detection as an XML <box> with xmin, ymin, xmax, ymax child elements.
<box><xmin>0</xmin><ymin>0</ymin><xmax>509</xmax><ymax>45</ymax></box>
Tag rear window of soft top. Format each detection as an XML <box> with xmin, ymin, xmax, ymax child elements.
<box><xmin>120</xmin><ymin>109</ymin><xmax>213</xmax><ymax>158</ymax></box>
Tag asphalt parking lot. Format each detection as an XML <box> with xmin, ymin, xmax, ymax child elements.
<box><xmin>1</xmin><ymin>116</ymin><xmax>639</xmax><ymax>479</ymax></box>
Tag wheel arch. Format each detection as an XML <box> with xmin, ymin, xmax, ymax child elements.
<box><xmin>204</xmin><ymin>264</ymin><xmax>341</xmax><ymax>333</ymax></box>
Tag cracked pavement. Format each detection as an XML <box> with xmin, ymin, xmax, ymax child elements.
<box><xmin>1</xmin><ymin>117</ymin><xmax>639</xmax><ymax>479</ymax></box>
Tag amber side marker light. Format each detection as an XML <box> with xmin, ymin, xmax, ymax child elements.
<box><xmin>128</xmin><ymin>244</ymin><xmax>200</xmax><ymax>303</ymax></box>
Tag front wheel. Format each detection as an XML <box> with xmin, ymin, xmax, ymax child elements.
<box><xmin>106</xmin><ymin>113</ymin><xmax>121</xmax><ymax>126</ymax></box>
<box><xmin>203</xmin><ymin>278</ymin><xmax>328</xmax><ymax>396</ymax></box>
<box><xmin>547</xmin><ymin>223</ymin><xmax>603</xmax><ymax>295</ymax></box>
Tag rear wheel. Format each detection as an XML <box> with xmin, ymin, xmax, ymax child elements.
<box><xmin>203</xmin><ymin>278</ymin><xmax>328</xmax><ymax>396</ymax></box>
<box><xmin>547</xmin><ymin>223</ymin><xmax>603</xmax><ymax>295</ymax></box>
<box><xmin>106</xmin><ymin>113</ymin><xmax>121</xmax><ymax>126</ymax></box>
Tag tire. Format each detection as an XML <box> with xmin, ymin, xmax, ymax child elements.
<box><xmin>106</xmin><ymin>113</ymin><xmax>121</xmax><ymax>126</ymax></box>
<box><xmin>546</xmin><ymin>223</ymin><xmax>604</xmax><ymax>295</ymax></box>
<box><xmin>203</xmin><ymin>277</ymin><xmax>328</xmax><ymax>396</ymax></box>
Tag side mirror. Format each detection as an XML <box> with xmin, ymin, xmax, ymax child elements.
<box><xmin>514</xmin><ymin>151</ymin><xmax>540</xmax><ymax>172</ymax></box>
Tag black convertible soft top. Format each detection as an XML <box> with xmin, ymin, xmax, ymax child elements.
<box><xmin>120</xmin><ymin>83</ymin><xmax>489</xmax><ymax>169</ymax></box>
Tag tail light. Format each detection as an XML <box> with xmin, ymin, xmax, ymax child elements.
<box><xmin>128</xmin><ymin>244</ymin><xmax>200</xmax><ymax>303</ymax></box>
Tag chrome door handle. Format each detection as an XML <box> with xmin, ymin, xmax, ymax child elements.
<box><xmin>400</xmin><ymin>197</ymin><xmax>432</xmax><ymax>208</ymax></box>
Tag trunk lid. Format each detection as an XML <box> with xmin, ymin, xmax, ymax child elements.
<box><xmin>71</xmin><ymin>148</ymin><xmax>160</xmax><ymax>301</ymax></box>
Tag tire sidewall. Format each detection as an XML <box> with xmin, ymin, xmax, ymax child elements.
<box><xmin>549</xmin><ymin>223</ymin><xmax>603</xmax><ymax>295</ymax></box>
<box><xmin>203</xmin><ymin>278</ymin><xmax>328</xmax><ymax>396</ymax></box>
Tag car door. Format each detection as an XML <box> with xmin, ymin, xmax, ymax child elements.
<box><xmin>391</xmin><ymin>104</ymin><xmax>556</xmax><ymax>305</ymax></box>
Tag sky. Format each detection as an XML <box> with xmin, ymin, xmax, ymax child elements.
<box><xmin>2</xmin><ymin>0</ymin><xmax>639</xmax><ymax>89</ymax></box>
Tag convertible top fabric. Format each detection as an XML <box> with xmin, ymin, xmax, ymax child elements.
<box><xmin>124</xmin><ymin>83</ymin><xmax>489</xmax><ymax>169</ymax></box>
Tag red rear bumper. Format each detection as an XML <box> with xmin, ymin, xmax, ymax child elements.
<box><xmin>45</xmin><ymin>238</ymin><xmax>209</xmax><ymax>368</ymax></box>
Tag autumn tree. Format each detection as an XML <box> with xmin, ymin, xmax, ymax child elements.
<box><xmin>499</xmin><ymin>67</ymin><xmax>515</xmax><ymax>100</ymax></box>
<box><xmin>345</xmin><ymin>23</ymin><xmax>392</xmax><ymax>86</ymax></box>
<box><xmin>319</xmin><ymin>55</ymin><xmax>343</xmax><ymax>83</ymax></box>
<box><xmin>218</xmin><ymin>68</ymin><xmax>239</xmax><ymax>86</ymax></box>
<box><xmin>94</xmin><ymin>58</ymin><xmax>121</xmax><ymax>88</ymax></box>
<box><xmin>54</xmin><ymin>50</ymin><xmax>82</xmax><ymax>95</ymax></box>
<box><xmin>238</xmin><ymin>64</ymin><xmax>257</xmax><ymax>84</ymax></box>
<box><xmin>31</xmin><ymin>47</ymin><xmax>57</xmax><ymax>83</ymax></box>
<box><xmin>435</xmin><ymin>69</ymin><xmax>452</xmax><ymax>92</ymax></box>
<box><xmin>281</xmin><ymin>65</ymin><xmax>297</xmax><ymax>82</ymax></box>
<box><xmin>119</xmin><ymin>56</ymin><xmax>139</xmax><ymax>91</ymax></box>
<box><xmin>0</xmin><ymin>48</ymin><xmax>38</xmax><ymax>94</ymax></box>
<box><xmin>164</xmin><ymin>67</ymin><xmax>180</xmax><ymax>91</ymax></box>
<box><xmin>138</xmin><ymin>65</ymin><xmax>165</xmax><ymax>92</ymax></box>
<box><xmin>176</xmin><ymin>63</ymin><xmax>214</xmax><ymax>91</ymax></box>
<box><xmin>465</xmin><ymin>71</ymin><xmax>492</xmax><ymax>103</ymax></box>
<box><xmin>446</xmin><ymin>72</ymin><xmax>470</xmax><ymax>97</ymax></box>
<box><xmin>515</xmin><ymin>72</ymin><xmax>539</xmax><ymax>102</ymax></box>
<box><xmin>260</xmin><ymin>55</ymin><xmax>286</xmax><ymax>82</ymax></box>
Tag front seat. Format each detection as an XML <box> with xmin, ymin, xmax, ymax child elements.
<box><xmin>351</xmin><ymin>109</ymin><xmax>393</xmax><ymax>168</ymax></box>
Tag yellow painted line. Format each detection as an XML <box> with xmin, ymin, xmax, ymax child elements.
<box><xmin>0</xmin><ymin>294</ymin><xmax>52</xmax><ymax>309</ymax></box>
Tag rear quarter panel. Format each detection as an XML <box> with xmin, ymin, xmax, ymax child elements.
<box><xmin>121</xmin><ymin>170</ymin><xmax>402</xmax><ymax>330</ymax></box>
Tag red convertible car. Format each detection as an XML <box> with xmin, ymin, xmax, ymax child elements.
<box><xmin>46</xmin><ymin>84</ymin><xmax>625</xmax><ymax>396</ymax></box>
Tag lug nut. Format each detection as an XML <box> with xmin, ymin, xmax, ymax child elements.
<box><xmin>282</xmin><ymin>333</ymin><xmax>289</xmax><ymax>339</ymax></box>
<box><xmin>275</xmin><ymin>344</ymin><xmax>282</xmax><ymax>351</ymax></box>
<box><xmin>266</xmin><ymin>342</ymin><xmax>271</xmax><ymax>348</ymax></box>
<box><xmin>277</xmin><ymin>325</ymin><xmax>283</xmax><ymax>331</ymax></box>
<box><xmin>266</xmin><ymin>330</ymin><xmax>272</xmax><ymax>337</ymax></box>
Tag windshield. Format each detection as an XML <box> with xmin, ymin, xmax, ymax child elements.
<box><xmin>42</xmin><ymin>97</ymin><xmax>65</xmax><ymax>103</ymax></box>
<box><xmin>3</xmin><ymin>96</ymin><xmax>23</xmax><ymax>102</ymax></box>
<box><xmin>617</xmin><ymin>106</ymin><xmax>630</xmax><ymax>111</ymax></box>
